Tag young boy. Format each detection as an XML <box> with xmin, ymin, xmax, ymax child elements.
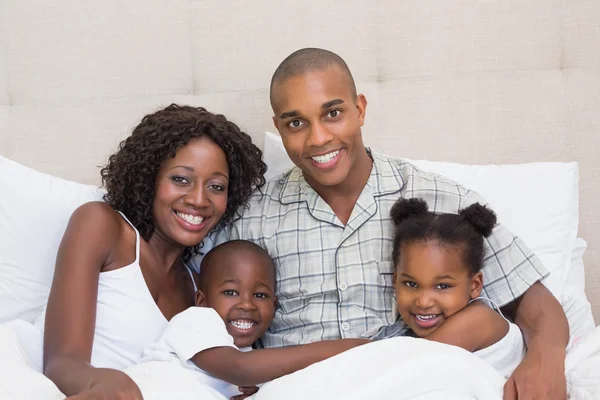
<box><xmin>140</xmin><ymin>240</ymin><xmax>368</xmax><ymax>399</ymax></box>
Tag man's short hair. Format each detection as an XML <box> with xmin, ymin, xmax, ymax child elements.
<box><xmin>269</xmin><ymin>48</ymin><xmax>357</xmax><ymax>105</ymax></box>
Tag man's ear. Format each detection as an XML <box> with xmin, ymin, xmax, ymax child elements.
<box><xmin>272</xmin><ymin>116</ymin><xmax>279</xmax><ymax>132</ymax></box>
<box><xmin>195</xmin><ymin>289</ymin><xmax>208</xmax><ymax>307</ymax></box>
<box><xmin>470</xmin><ymin>272</ymin><xmax>484</xmax><ymax>300</ymax></box>
<box><xmin>356</xmin><ymin>94</ymin><xmax>367</xmax><ymax>126</ymax></box>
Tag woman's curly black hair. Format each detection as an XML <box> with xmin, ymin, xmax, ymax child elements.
<box><xmin>100</xmin><ymin>104</ymin><xmax>267</xmax><ymax>260</ymax></box>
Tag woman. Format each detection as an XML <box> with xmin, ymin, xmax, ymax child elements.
<box><xmin>38</xmin><ymin>104</ymin><xmax>266</xmax><ymax>398</ymax></box>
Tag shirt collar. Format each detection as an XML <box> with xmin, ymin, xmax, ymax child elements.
<box><xmin>278</xmin><ymin>149</ymin><xmax>405</xmax><ymax>204</ymax></box>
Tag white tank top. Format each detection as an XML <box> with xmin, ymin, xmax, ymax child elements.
<box><xmin>14</xmin><ymin>211</ymin><xmax>198</xmax><ymax>371</ymax></box>
<box><xmin>471</xmin><ymin>297</ymin><xmax>526</xmax><ymax>379</ymax></box>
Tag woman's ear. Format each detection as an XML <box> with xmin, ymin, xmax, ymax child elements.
<box><xmin>470</xmin><ymin>272</ymin><xmax>484</xmax><ymax>300</ymax></box>
<box><xmin>195</xmin><ymin>289</ymin><xmax>208</xmax><ymax>307</ymax></box>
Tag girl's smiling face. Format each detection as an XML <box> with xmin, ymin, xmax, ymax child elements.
<box><xmin>394</xmin><ymin>240</ymin><xmax>483</xmax><ymax>337</ymax></box>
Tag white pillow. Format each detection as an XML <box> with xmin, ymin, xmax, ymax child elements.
<box><xmin>0</xmin><ymin>155</ymin><xmax>104</xmax><ymax>323</ymax></box>
<box><xmin>263</xmin><ymin>131</ymin><xmax>580</xmax><ymax>299</ymax></box>
<box><xmin>561</xmin><ymin>238</ymin><xmax>596</xmax><ymax>345</ymax></box>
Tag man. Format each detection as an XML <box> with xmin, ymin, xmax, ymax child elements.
<box><xmin>209</xmin><ymin>48</ymin><xmax>569</xmax><ymax>399</ymax></box>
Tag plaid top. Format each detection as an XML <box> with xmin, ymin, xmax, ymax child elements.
<box><xmin>209</xmin><ymin>151</ymin><xmax>548</xmax><ymax>348</ymax></box>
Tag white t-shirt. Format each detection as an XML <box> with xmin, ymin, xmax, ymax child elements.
<box><xmin>140</xmin><ymin>307</ymin><xmax>252</xmax><ymax>399</ymax></box>
<box><xmin>471</xmin><ymin>297</ymin><xmax>526</xmax><ymax>379</ymax></box>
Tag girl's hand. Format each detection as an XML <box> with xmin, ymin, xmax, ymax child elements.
<box><xmin>65</xmin><ymin>369</ymin><xmax>143</xmax><ymax>400</ymax></box>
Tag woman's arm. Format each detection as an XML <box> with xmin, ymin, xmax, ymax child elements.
<box><xmin>191</xmin><ymin>339</ymin><xmax>369</xmax><ymax>387</ymax></box>
<box><xmin>43</xmin><ymin>202</ymin><xmax>140</xmax><ymax>397</ymax></box>
<box><xmin>422</xmin><ymin>301</ymin><xmax>508</xmax><ymax>352</ymax></box>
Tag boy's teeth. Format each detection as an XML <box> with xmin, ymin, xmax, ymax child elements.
<box><xmin>176</xmin><ymin>212</ymin><xmax>204</xmax><ymax>225</ymax></box>
<box><xmin>311</xmin><ymin>150</ymin><xmax>340</xmax><ymax>164</ymax></box>
<box><xmin>230</xmin><ymin>320</ymin><xmax>256</xmax><ymax>330</ymax></box>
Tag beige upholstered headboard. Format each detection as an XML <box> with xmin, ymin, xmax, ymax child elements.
<box><xmin>0</xmin><ymin>1</ymin><xmax>598</xmax><ymax>320</ymax></box>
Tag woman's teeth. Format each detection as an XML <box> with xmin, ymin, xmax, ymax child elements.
<box><xmin>311</xmin><ymin>150</ymin><xmax>340</xmax><ymax>164</ymax></box>
<box><xmin>230</xmin><ymin>320</ymin><xmax>256</xmax><ymax>330</ymax></box>
<box><xmin>176</xmin><ymin>211</ymin><xmax>204</xmax><ymax>225</ymax></box>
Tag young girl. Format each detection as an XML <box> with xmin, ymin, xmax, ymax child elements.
<box><xmin>390</xmin><ymin>197</ymin><xmax>525</xmax><ymax>378</ymax></box>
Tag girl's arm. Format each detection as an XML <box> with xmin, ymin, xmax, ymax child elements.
<box><xmin>423</xmin><ymin>301</ymin><xmax>509</xmax><ymax>352</ymax></box>
<box><xmin>44</xmin><ymin>202</ymin><xmax>141</xmax><ymax>398</ymax></box>
<box><xmin>191</xmin><ymin>339</ymin><xmax>369</xmax><ymax>387</ymax></box>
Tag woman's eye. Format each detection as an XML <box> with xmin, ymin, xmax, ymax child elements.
<box><xmin>287</xmin><ymin>119</ymin><xmax>304</xmax><ymax>129</ymax></box>
<box><xmin>404</xmin><ymin>281</ymin><xmax>417</xmax><ymax>288</ymax></box>
<box><xmin>209</xmin><ymin>184</ymin><xmax>226</xmax><ymax>192</ymax></box>
<box><xmin>223</xmin><ymin>290</ymin><xmax>237</xmax><ymax>296</ymax></box>
<box><xmin>171</xmin><ymin>176</ymin><xmax>189</xmax><ymax>184</ymax></box>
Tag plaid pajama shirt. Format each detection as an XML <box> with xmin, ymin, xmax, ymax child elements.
<box><xmin>207</xmin><ymin>151</ymin><xmax>548</xmax><ymax>348</ymax></box>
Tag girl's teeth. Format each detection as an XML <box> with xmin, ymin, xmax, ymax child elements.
<box><xmin>311</xmin><ymin>150</ymin><xmax>340</xmax><ymax>164</ymax></box>
<box><xmin>176</xmin><ymin>212</ymin><xmax>204</xmax><ymax>225</ymax></box>
<box><xmin>231</xmin><ymin>320</ymin><xmax>256</xmax><ymax>330</ymax></box>
<box><xmin>416</xmin><ymin>315</ymin><xmax>438</xmax><ymax>321</ymax></box>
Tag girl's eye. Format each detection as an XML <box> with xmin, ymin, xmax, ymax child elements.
<box><xmin>404</xmin><ymin>281</ymin><xmax>417</xmax><ymax>288</ymax></box>
<box><xmin>223</xmin><ymin>290</ymin><xmax>237</xmax><ymax>296</ymax></box>
<box><xmin>254</xmin><ymin>293</ymin><xmax>268</xmax><ymax>299</ymax></box>
<box><xmin>171</xmin><ymin>176</ymin><xmax>189</xmax><ymax>184</ymax></box>
<box><xmin>327</xmin><ymin>109</ymin><xmax>341</xmax><ymax>118</ymax></box>
<box><xmin>287</xmin><ymin>119</ymin><xmax>304</xmax><ymax>129</ymax></box>
<box><xmin>436</xmin><ymin>283</ymin><xmax>451</xmax><ymax>290</ymax></box>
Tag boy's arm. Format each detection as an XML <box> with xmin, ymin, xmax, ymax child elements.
<box><xmin>191</xmin><ymin>339</ymin><xmax>369</xmax><ymax>387</ymax></box>
<box><xmin>423</xmin><ymin>302</ymin><xmax>508</xmax><ymax>352</ymax></box>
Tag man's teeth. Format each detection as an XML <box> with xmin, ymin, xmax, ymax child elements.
<box><xmin>230</xmin><ymin>320</ymin><xmax>256</xmax><ymax>330</ymax></box>
<box><xmin>311</xmin><ymin>150</ymin><xmax>340</xmax><ymax>164</ymax></box>
<box><xmin>416</xmin><ymin>314</ymin><xmax>438</xmax><ymax>321</ymax></box>
<box><xmin>176</xmin><ymin>212</ymin><xmax>204</xmax><ymax>225</ymax></box>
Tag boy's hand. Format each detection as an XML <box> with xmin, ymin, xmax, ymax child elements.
<box><xmin>230</xmin><ymin>385</ymin><xmax>259</xmax><ymax>400</ymax></box>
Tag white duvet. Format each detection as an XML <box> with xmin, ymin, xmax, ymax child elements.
<box><xmin>1</xmin><ymin>326</ymin><xmax>599</xmax><ymax>400</ymax></box>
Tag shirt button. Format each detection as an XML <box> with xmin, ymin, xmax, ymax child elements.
<box><xmin>339</xmin><ymin>282</ymin><xmax>348</xmax><ymax>291</ymax></box>
<box><xmin>341</xmin><ymin>322</ymin><xmax>350</xmax><ymax>331</ymax></box>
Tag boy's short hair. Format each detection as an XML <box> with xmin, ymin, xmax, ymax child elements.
<box><xmin>198</xmin><ymin>240</ymin><xmax>275</xmax><ymax>290</ymax></box>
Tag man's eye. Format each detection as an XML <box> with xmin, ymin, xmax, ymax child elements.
<box><xmin>327</xmin><ymin>109</ymin><xmax>341</xmax><ymax>118</ymax></box>
<box><xmin>223</xmin><ymin>290</ymin><xmax>237</xmax><ymax>296</ymax></box>
<box><xmin>287</xmin><ymin>120</ymin><xmax>304</xmax><ymax>128</ymax></box>
<box><xmin>404</xmin><ymin>281</ymin><xmax>417</xmax><ymax>288</ymax></box>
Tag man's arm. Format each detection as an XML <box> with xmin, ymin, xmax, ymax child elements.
<box><xmin>502</xmin><ymin>282</ymin><xmax>569</xmax><ymax>400</ymax></box>
<box><xmin>191</xmin><ymin>339</ymin><xmax>369</xmax><ymax>387</ymax></box>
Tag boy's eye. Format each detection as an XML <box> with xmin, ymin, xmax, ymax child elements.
<box><xmin>403</xmin><ymin>281</ymin><xmax>417</xmax><ymax>288</ymax></box>
<box><xmin>436</xmin><ymin>283</ymin><xmax>451</xmax><ymax>290</ymax></box>
<box><xmin>223</xmin><ymin>290</ymin><xmax>238</xmax><ymax>296</ymax></box>
<box><xmin>287</xmin><ymin>119</ymin><xmax>304</xmax><ymax>129</ymax></box>
<box><xmin>254</xmin><ymin>293</ymin><xmax>269</xmax><ymax>299</ymax></box>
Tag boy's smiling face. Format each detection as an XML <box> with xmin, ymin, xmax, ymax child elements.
<box><xmin>197</xmin><ymin>248</ymin><xmax>277</xmax><ymax>348</ymax></box>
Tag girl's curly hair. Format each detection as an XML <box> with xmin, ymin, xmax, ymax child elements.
<box><xmin>100</xmin><ymin>104</ymin><xmax>267</xmax><ymax>260</ymax></box>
